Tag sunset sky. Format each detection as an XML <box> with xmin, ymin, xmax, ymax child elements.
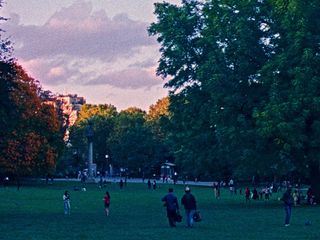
<box><xmin>0</xmin><ymin>0</ymin><xmax>181</xmax><ymax>110</ymax></box>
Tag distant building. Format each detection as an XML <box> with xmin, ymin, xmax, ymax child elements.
<box><xmin>56</xmin><ymin>94</ymin><xmax>86</xmax><ymax>127</ymax></box>
<box><xmin>44</xmin><ymin>94</ymin><xmax>86</xmax><ymax>141</ymax></box>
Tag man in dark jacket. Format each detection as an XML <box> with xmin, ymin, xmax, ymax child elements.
<box><xmin>281</xmin><ymin>188</ymin><xmax>293</xmax><ymax>226</ymax></box>
<box><xmin>162</xmin><ymin>188</ymin><xmax>179</xmax><ymax>227</ymax></box>
<box><xmin>181</xmin><ymin>186</ymin><xmax>197</xmax><ymax>228</ymax></box>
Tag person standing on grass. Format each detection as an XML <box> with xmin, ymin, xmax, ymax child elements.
<box><xmin>252</xmin><ymin>188</ymin><xmax>259</xmax><ymax>200</ymax></box>
<box><xmin>63</xmin><ymin>191</ymin><xmax>71</xmax><ymax>215</ymax></box>
<box><xmin>162</xmin><ymin>188</ymin><xmax>179</xmax><ymax>227</ymax></box>
<box><xmin>103</xmin><ymin>191</ymin><xmax>111</xmax><ymax>216</ymax></box>
<box><xmin>119</xmin><ymin>179</ymin><xmax>124</xmax><ymax>189</ymax></box>
<box><xmin>245</xmin><ymin>187</ymin><xmax>251</xmax><ymax>203</ymax></box>
<box><xmin>147</xmin><ymin>179</ymin><xmax>151</xmax><ymax>189</ymax></box>
<box><xmin>281</xmin><ymin>188</ymin><xmax>293</xmax><ymax>226</ymax></box>
<box><xmin>181</xmin><ymin>186</ymin><xmax>197</xmax><ymax>228</ymax></box>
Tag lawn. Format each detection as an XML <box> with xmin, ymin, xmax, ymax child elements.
<box><xmin>0</xmin><ymin>181</ymin><xmax>319</xmax><ymax>240</ymax></box>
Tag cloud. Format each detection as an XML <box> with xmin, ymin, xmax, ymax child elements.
<box><xmin>5</xmin><ymin>0</ymin><xmax>156</xmax><ymax>61</ymax></box>
<box><xmin>128</xmin><ymin>58</ymin><xmax>157</xmax><ymax>68</ymax></box>
<box><xmin>20</xmin><ymin>56</ymin><xmax>162</xmax><ymax>89</ymax></box>
<box><xmin>3</xmin><ymin>0</ymin><xmax>171</xmax><ymax>107</ymax></box>
<box><xmin>85</xmin><ymin>68</ymin><xmax>162</xmax><ymax>89</ymax></box>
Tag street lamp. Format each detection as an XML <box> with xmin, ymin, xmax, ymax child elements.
<box><xmin>105</xmin><ymin>154</ymin><xmax>109</xmax><ymax>177</ymax></box>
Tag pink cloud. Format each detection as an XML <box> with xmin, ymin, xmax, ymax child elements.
<box><xmin>85</xmin><ymin>68</ymin><xmax>162</xmax><ymax>89</ymax></box>
<box><xmin>4</xmin><ymin>0</ymin><xmax>156</xmax><ymax>61</ymax></box>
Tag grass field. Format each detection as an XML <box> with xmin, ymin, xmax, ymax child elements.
<box><xmin>0</xmin><ymin>181</ymin><xmax>319</xmax><ymax>240</ymax></box>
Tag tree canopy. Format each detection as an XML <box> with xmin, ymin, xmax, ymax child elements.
<box><xmin>0</xmin><ymin>63</ymin><xmax>64</xmax><ymax>179</ymax></box>
<box><xmin>149</xmin><ymin>0</ymin><xmax>320</xmax><ymax>195</ymax></box>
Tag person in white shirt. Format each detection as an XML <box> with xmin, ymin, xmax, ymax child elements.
<box><xmin>63</xmin><ymin>191</ymin><xmax>71</xmax><ymax>215</ymax></box>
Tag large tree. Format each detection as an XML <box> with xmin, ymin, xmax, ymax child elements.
<box><xmin>0</xmin><ymin>63</ymin><xmax>63</xmax><ymax>183</ymax></box>
<box><xmin>255</xmin><ymin>0</ymin><xmax>320</xmax><ymax>197</ymax></box>
<box><xmin>149</xmin><ymin>0</ymin><xmax>271</xmax><ymax>180</ymax></box>
<box><xmin>149</xmin><ymin>0</ymin><xmax>320</xmax><ymax>190</ymax></box>
<box><xmin>66</xmin><ymin>104</ymin><xmax>117</xmax><ymax>174</ymax></box>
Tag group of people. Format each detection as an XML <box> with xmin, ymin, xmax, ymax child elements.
<box><xmin>62</xmin><ymin>190</ymin><xmax>111</xmax><ymax>217</ymax></box>
<box><xmin>147</xmin><ymin>179</ymin><xmax>157</xmax><ymax>190</ymax></box>
<box><xmin>161</xmin><ymin>186</ymin><xmax>198</xmax><ymax>228</ymax></box>
<box><xmin>278</xmin><ymin>186</ymin><xmax>317</xmax><ymax>226</ymax></box>
<box><xmin>62</xmin><ymin>179</ymin><xmax>316</xmax><ymax>228</ymax></box>
<box><xmin>243</xmin><ymin>186</ymin><xmax>272</xmax><ymax>202</ymax></box>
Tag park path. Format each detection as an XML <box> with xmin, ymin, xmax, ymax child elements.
<box><xmin>54</xmin><ymin>177</ymin><xmax>214</xmax><ymax>187</ymax></box>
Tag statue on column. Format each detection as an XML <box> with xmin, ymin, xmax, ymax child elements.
<box><xmin>85</xmin><ymin>121</ymin><xmax>94</xmax><ymax>143</ymax></box>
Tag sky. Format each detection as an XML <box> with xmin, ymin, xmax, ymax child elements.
<box><xmin>0</xmin><ymin>0</ymin><xmax>181</xmax><ymax>110</ymax></box>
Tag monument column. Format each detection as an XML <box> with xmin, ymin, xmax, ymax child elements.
<box><xmin>85</xmin><ymin>120</ymin><xmax>94</xmax><ymax>179</ymax></box>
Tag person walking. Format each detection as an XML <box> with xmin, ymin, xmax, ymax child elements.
<box><xmin>63</xmin><ymin>191</ymin><xmax>71</xmax><ymax>215</ymax></box>
<box><xmin>103</xmin><ymin>191</ymin><xmax>111</xmax><ymax>216</ymax></box>
<box><xmin>162</xmin><ymin>188</ymin><xmax>179</xmax><ymax>227</ymax></box>
<box><xmin>181</xmin><ymin>186</ymin><xmax>197</xmax><ymax>228</ymax></box>
<box><xmin>281</xmin><ymin>188</ymin><xmax>293</xmax><ymax>226</ymax></box>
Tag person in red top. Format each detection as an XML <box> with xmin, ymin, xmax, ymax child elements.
<box><xmin>103</xmin><ymin>191</ymin><xmax>111</xmax><ymax>216</ymax></box>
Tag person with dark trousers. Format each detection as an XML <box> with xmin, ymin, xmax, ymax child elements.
<box><xmin>162</xmin><ymin>188</ymin><xmax>179</xmax><ymax>227</ymax></box>
<box><xmin>181</xmin><ymin>186</ymin><xmax>197</xmax><ymax>228</ymax></box>
<box><xmin>152</xmin><ymin>180</ymin><xmax>157</xmax><ymax>190</ymax></box>
<box><xmin>103</xmin><ymin>191</ymin><xmax>111</xmax><ymax>216</ymax></box>
<box><xmin>281</xmin><ymin>188</ymin><xmax>293</xmax><ymax>226</ymax></box>
<box><xmin>252</xmin><ymin>188</ymin><xmax>259</xmax><ymax>200</ymax></box>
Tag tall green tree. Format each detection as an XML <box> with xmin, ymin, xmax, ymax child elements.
<box><xmin>109</xmin><ymin>108</ymin><xmax>156</xmax><ymax>176</ymax></box>
<box><xmin>255</xmin><ymin>0</ymin><xmax>320</xmax><ymax>197</ymax></box>
<box><xmin>67</xmin><ymin>104</ymin><xmax>117</xmax><ymax>174</ymax></box>
<box><xmin>150</xmin><ymin>0</ymin><xmax>320</xmax><ymax>191</ymax></box>
<box><xmin>149</xmin><ymin>0</ymin><xmax>271</xmax><ymax>180</ymax></box>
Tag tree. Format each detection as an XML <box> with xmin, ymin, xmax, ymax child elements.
<box><xmin>0</xmin><ymin>62</ymin><xmax>63</xmax><ymax>185</ymax></box>
<box><xmin>149</xmin><ymin>0</ymin><xmax>271</xmax><ymax>180</ymax></box>
<box><xmin>77</xmin><ymin>104</ymin><xmax>117</xmax><ymax>123</ymax></box>
<box><xmin>150</xmin><ymin>0</ymin><xmax>320</xmax><ymax>191</ymax></box>
<box><xmin>67</xmin><ymin>104</ymin><xmax>117</xmax><ymax>174</ymax></box>
<box><xmin>109</xmin><ymin>108</ymin><xmax>155</xmax><ymax>176</ymax></box>
<box><xmin>255</xmin><ymin>0</ymin><xmax>320</xmax><ymax>197</ymax></box>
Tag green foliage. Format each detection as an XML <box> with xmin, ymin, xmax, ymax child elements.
<box><xmin>68</xmin><ymin>105</ymin><xmax>169</xmax><ymax>177</ymax></box>
<box><xmin>149</xmin><ymin>0</ymin><xmax>320</xmax><ymax>189</ymax></box>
